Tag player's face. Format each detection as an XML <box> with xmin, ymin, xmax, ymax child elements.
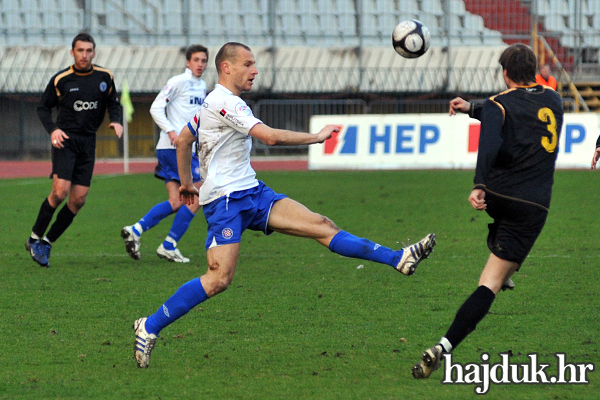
<box><xmin>187</xmin><ymin>51</ymin><xmax>208</xmax><ymax>78</ymax></box>
<box><xmin>231</xmin><ymin>48</ymin><xmax>258</xmax><ymax>94</ymax></box>
<box><xmin>70</xmin><ymin>41</ymin><xmax>95</xmax><ymax>71</ymax></box>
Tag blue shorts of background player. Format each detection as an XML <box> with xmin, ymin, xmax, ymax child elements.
<box><xmin>155</xmin><ymin>149</ymin><xmax>201</xmax><ymax>183</ymax></box>
<box><xmin>203</xmin><ymin>181</ymin><xmax>287</xmax><ymax>249</ymax></box>
<box><xmin>121</xmin><ymin>148</ymin><xmax>203</xmax><ymax>263</ymax></box>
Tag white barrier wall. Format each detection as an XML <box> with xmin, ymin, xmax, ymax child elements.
<box><xmin>308</xmin><ymin>113</ymin><xmax>600</xmax><ymax>170</ymax></box>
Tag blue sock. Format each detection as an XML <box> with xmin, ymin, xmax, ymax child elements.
<box><xmin>163</xmin><ymin>206</ymin><xmax>195</xmax><ymax>250</ymax></box>
<box><xmin>329</xmin><ymin>230</ymin><xmax>402</xmax><ymax>268</ymax></box>
<box><xmin>145</xmin><ymin>278</ymin><xmax>209</xmax><ymax>335</ymax></box>
<box><xmin>138</xmin><ymin>201</ymin><xmax>173</xmax><ymax>233</ymax></box>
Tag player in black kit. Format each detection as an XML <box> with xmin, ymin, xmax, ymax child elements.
<box><xmin>412</xmin><ymin>43</ymin><xmax>564</xmax><ymax>379</ymax></box>
<box><xmin>26</xmin><ymin>32</ymin><xmax>123</xmax><ymax>267</ymax></box>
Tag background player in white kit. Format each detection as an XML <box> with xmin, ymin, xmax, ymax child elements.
<box><xmin>132</xmin><ymin>42</ymin><xmax>436</xmax><ymax>367</ymax></box>
<box><xmin>121</xmin><ymin>45</ymin><xmax>208</xmax><ymax>262</ymax></box>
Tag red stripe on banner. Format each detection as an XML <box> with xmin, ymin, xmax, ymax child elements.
<box><xmin>468</xmin><ymin>123</ymin><xmax>480</xmax><ymax>153</ymax></box>
<box><xmin>323</xmin><ymin>125</ymin><xmax>343</xmax><ymax>154</ymax></box>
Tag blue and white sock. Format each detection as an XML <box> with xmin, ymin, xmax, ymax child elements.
<box><xmin>163</xmin><ymin>205</ymin><xmax>195</xmax><ymax>251</ymax></box>
<box><xmin>144</xmin><ymin>278</ymin><xmax>209</xmax><ymax>335</ymax></box>
<box><xmin>136</xmin><ymin>201</ymin><xmax>174</xmax><ymax>235</ymax></box>
<box><xmin>329</xmin><ymin>230</ymin><xmax>402</xmax><ymax>268</ymax></box>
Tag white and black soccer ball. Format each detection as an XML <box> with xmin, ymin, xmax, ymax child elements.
<box><xmin>392</xmin><ymin>19</ymin><xmax>431</xmax><ymax>58</ymax></box>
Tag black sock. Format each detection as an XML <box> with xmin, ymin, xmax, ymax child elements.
<box><xmin>32</xmin><ymin>198</ymin><xmax>57</xmax><ymax>238</ymax></box>
<box><xmin>46</xmin><ymin>205</ymin><xmax>77</xmax><ymax>243</ymax></box>
<box><xmin>444</xmin><ymin>285</ymin><xmax>495</xmax><ymax>350</ymax></box>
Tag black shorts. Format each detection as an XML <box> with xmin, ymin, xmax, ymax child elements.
<box><xmin>484</xmin><ymin>192</ymin><xmax>549</xmax><ymax>266</ymax></box>
<box><xmin>51</xmin><ymin>134</ymin><xmax>96</xmax><ymax>186</ymax></box>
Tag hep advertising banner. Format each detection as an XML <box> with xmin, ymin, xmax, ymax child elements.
<box><xmin>308</xmin><ymin>113</ymin><xmax>600</xmax><ymax>170</ymax></box>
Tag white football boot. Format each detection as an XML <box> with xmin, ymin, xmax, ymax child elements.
<box><xmin>396</xmin><ymin>233</ymin><xmax>436</xmax><ymax>275</ymax></box>
<box><xmin>157</xmin><ymin>243</ymin><xmax>190</xmax><ymax>263</ymax></box>
<box><xmin>133</xmin><ymin>317</ymin><xmax>158</xmax><ymax>368</ymax></box>
<box><xmin>412</xmin><ymin>344</ymin><xmax>443</xmax><ymax>379</ymax></box>
<box><xmin>121</xmin><ymin>226</ymin><xmax>141</xmax><ymax>260</ymax></box>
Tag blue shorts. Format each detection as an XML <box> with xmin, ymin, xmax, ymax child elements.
<box><xmin>154</xmin><ymin>149</ymin><xmax>201</xmax><ymax>183</ymax></box>
<box><xmin>203</xmin><ymin>181</ymin><xmax>287</xmax><ymax>249</ymax></box>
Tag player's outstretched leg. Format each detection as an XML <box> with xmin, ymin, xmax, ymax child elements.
<box><xmin>121</xmin><ymin>226</ymin><xmax>141</xmax><ymax>260</ymax></box>
<box><xmin>396</xmin><ymin>233</ymin><xmax>436</xmax><ymax>275</ymax></box>
<box><xmin>133</xmin><ymin>317</ymin><xmax>158</xmax><ymax>368</ymax></box>
<box><xmin>412</xmin><ymin>344</ymin><xmax>443</xmax><ymax>379</ymax></box>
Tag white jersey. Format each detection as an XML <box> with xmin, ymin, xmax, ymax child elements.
<box><xmin>187</xmin><ymin>84</ymin><xmax>263</xmax><ymax>205</ymax></box>
<box><xmin>150</xmin><ymin>68</ymin><xmax>207</xmax><ymax>151</ymax></box>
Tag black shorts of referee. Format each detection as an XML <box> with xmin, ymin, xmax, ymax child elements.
<box><xmin>51</xmin><ymin>133</ymin><xmax>96</xmax><ymax>187</ymax></box>
<box><xmin>484</xmin><ymin>191</ymin><xmax>549</xmax><ymax>268</ymax></box>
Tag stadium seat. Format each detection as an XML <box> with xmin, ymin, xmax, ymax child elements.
<box><xmin>482</xmin><ymin>29</ymin><xmax>505</xmax><ymax>45</ymax></box>
<box><xmin>421</xmin><ymin>0</ymin><xmax>444</xmax><ymax>16</ymax></box>
<box><xmin>545</xmin><ymin>14</ymin><xmax>567</xmax><ymax>31</ymax></box>
<box><xmin>449</xmin><ymin>0</ymin><xmax>466</xmax><ymax>16</ymax></box>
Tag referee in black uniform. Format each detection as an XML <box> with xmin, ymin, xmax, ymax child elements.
<box><xmin>412</xmin><ymin>43</ymin><xmax>564</xmax><ymax>379</ymax></box>
<box><xmin>26</xmin><ymin>32</ymin><xmax>123</xmax><ymax>267</ymax></box>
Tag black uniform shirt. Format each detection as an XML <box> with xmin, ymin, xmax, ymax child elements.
<box><xmin>470</xmin><ymin>84</ymin><xmax>564</xmax><ymax>209</ymax></box>
<box><xmin>37</xmin><ymin>65</ymin><xmax>122</xmax><ymax>136</ymax></box>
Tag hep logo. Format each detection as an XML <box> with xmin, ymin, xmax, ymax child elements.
<box><xmin>324</xmin><ymin>125</ymin><xmax>358</xmax><ymax>155</ymax></box>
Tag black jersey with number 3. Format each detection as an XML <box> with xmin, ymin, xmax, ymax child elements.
<box><xmin>37</xmin><ymin>65</ymin><xmax>122</xmax><ymax>136</ymax></box>
<box><xmin>472</xmin><ymin>84</ymin><xmax>564</xmax><ymax>210</ymax></box>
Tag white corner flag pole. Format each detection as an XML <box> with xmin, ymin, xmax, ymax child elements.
<box><xmin>123</xmin><ymin>106</ymin><xmax>130</xmax><ymax>174</ymax></box>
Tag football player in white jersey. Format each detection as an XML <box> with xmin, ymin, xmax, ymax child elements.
<box><xmin>121</xmin><ymin>45</ymin><xmax>208</xmax><ymax>263</ymax></box>
<box><xmin>132</xmin><ymin>42</ymin><xmax>436</xmax><ymax>368</ymax></box>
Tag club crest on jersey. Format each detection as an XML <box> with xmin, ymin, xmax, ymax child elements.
<box><xmin>222</xmin><ymin>228</ymin><xmax>234</xmax><ymax>240</ymax></box>
<box><xmin>99</xmin><ymin>81</ymin><xmax>107</xmax><ymax>92</ymax></box>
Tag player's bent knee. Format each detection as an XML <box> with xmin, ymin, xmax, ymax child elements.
<box><xmin>318</xmin><ymin>214</ymin><xmax>339</xmax><ymax>232</ymax></box>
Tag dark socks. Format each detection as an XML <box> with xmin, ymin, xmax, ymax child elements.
<box><xmin>32</xmin><ymin>198</ymin><xmax>56</xmax><ymax>238</ymax></box>
<box><xmin>46</xmin><ymin>205</ymin><xmax>76</xmax><ymax>243</ymax></box>
<box><xmin>443</xmin><ymin>285</ymin><xmax>496</xmax><ymax>351</ymax></box>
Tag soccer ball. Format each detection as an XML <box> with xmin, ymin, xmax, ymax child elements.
<box><xmin>392</xmin><ymin>19</ymin><xmax>431</xmax><ymax>58</ymax></box>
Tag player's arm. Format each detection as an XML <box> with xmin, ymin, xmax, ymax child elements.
<box><xmin>249</xmin><ymin>124</ymin><xmax>338</xmax><ymax>146</ymax></box>
<box><xmin>150</xmin><ymin>82</ymin><xmax>179</xmax><ymax>144</ymax></box>
<box><xmin>473</xmin><ymin>100</ymin><xmax>504</xmax><ymax>190</ymax></box>
<box><xmin>176</xmin><ymin>125</ymin><xmax>199</xmax><ymax>205</ymax></box>
<box><xmin>105</xmin><ymin>74</ymin><xmax>123</xmax><ymax>138</ymax></box>
<box><xmin>37</xmin><ymin>78</ymin><xmax>60</xmax><ymax>134</ymax></box>
<box><xmin>592</xmin><ymin>136</ymin><xmax>600</xmax><ymax>170</ymax></box>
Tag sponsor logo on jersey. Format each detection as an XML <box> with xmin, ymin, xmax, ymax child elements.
<box><xmin>219</xmin><ymin>109</ymin><xmax>244</xmax><ymax>127</ymax></box>
<box><xmin>99</xmin><ymin>81</ymin><xmax>107</xmax><ymax>92</ymax></box>
<box><xmin>189</xmin><ymin>96</ymin><xmax>203</xmax><ymax>105</ymax></box>
<box><xmin>222</xmin><ymin>228</ymin><xmax>233</xmax><ymax>240</ymax></box>
<box><xmin>70</xmin><ymin>87</ymin><xmax>79</xmax><ymax>92</ymax></box>
<box><xmin>73</xmin><ymin>100</ymin><xmax>99</xmax><ymax>111</ymax></box>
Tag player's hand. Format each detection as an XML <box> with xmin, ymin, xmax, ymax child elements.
<box><xmin>50</xmin><ymin>129</ymin><xmax>69</xmax><ymax>149</ymax></box>
<box><xmin>110</xmin><ymin>122</ymin><xmax>124</xmax><ymax>139</ymax></box>
<box><xmin>168</xmin><ymin>130</ymin><xmax>178</xmax><ymax>146</ymax></box>
<box><xmin>449</xmin><ymin>97</ymin><xmax>470</xmax><ymax>116</ymax></box>
<box><xmin>468</xmin><ymin>188</ymin><xmax>486</xmax><ymax>210</ymax></box>
<box><xmin>179</xmin><ymin>184</ymin><xmax>199</xmax><ymax>206</ymax></box>
<box><xmin>591</xmin><ymin>147</ymin><xmax>600</xmax><ymax>169</ymax></box>
<box><xmin>315</xmin><ymin>125</ymin><xmax>339</xmax><ymax>143</ymax></box>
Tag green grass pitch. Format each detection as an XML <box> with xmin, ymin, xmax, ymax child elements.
<box><xmin>0</xmin><ymin>170</ymin><xmax>598</xmax><ymax>399</ymax></box>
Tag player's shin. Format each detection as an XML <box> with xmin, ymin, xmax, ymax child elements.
<box><xmin>144</xmin><ymin>277</ymin><xmax>209</xmax><ymax>335</ymax></box>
